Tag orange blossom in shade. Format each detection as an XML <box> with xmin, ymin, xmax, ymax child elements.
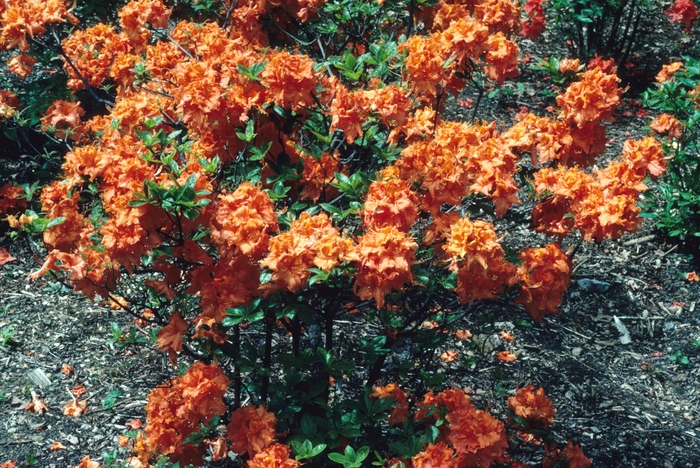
<box><xmin>657</xmin><ymin>62</ymin><xmax>683</xmax><ymax>83</ymax></box>
<box><xmin>25</xmin><ymin>391</ymin><xmax>48</xmax><ymax>414</ymax></box>
<box><xmin>411</xmin><ymin>442</ymin><xmax>458</xmax><ymax>468</ymax></box>
<box><xmin>543</xmin><ymin>441</ymin><xmax>592</xmax><ymax>468</ymax></box>
<box><xmin>73</xmin><ymin>456</ymin><xmax>101</xmax><ymax>468</ymax></box>
<box><xmin>666</xmin><ymin>0</ymin><xmax>700</xmax><ymax>31</ymax></box>
<box><xmin>650</xmin><ymin>113</ymin><xmax>683</xmax><ymax>139</ymax></box>
<box><xmin>507</xmin><ymin>386</ymin><xmax>555</xmax><ymax>429</ymax></box>
<box><xmin>64</xmin><ymin>399</ymin><xmax>88</xmax><ymax>417</ymax></box>
<box><xmin>141</xmin><ymin>362</ymin><xmax>230</xmax><ymax>465</ymax></box>
<box><xmin>686</xmin><ymin>271</ymin><xmax>700</xmax><ymax>281</ymax></box>
<box><xmin>520</xmin><ymin>0</ymin><xmax>546</xmax><ymax>41</ymax></box>
<box><xmin>227</xmin><ymin>405</ymin><xmax>278</xmax><ymax>458</ymax></box>
<box><xmin>371</xmin><ymin>383</ymin><xmax>410</xmax><ymax>427</ymax></box>
<box><xmin>40</xmin><ymin>100</ymin><xmax>85</xmax><ymax>140</ymax></box>
<box><xmin>50</xmin><ymin>441</ymin><xmax>67</xmax><ymax>451</ymax></box>
<box><xmin>156</xmin><ymin>312</ymin><xmax>189</xmax><ymax>364</ymax></box>
<box><xmin>515</xmin><ymin>243</ymin><xmax>571</xmax><ymax>321</ymax></box>
<box><xmin>496</xmin><ymin>351</ymin><xmax>517</xmax><ymax>362</ymax></box>
<box><xmin>248</xmin><ymin>443</ymin><xmax>300</xmax><ymax>468</ymax></box>
<box><xmin>352</xmin><ymin>225</ymin><xmax>417</xmax><ymax>308</ymax></box>
<box><xmin>0</xmin><ymin>89</ymin><xmax>20</xmax><ymax>120</ymax></box>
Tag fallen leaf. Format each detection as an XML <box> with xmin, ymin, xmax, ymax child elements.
<box><xmin>73</xmin><ymin>456</ymin><xmax>101</xmax><ymax>468</ymax></box>
<box><xmin>455</xmin><ymin>329</ymin><xmax>472</xmax><ymax>340</ymax></box>
<box><xmin>500</xmin><ymin>331</ymin><xmax>515</xmax><ymax>342</ymax></box>
<box><xmin>496</xmin><ymin>351</ymin><xmax>517</xmax><ymax>362</ymax></box>
<box><xmin>50</xmin><ymin>441</ymin><xmax>67</xmax><ymax>451</ymax></box>
<box><xmin>61</xmin><ymin>364</ymin><xmax>74</xmax><ymax>375</ymax></box>
<box><xmin>25</xmin><ymin>391</ymin><xmax>48</xmax><ymax>414</ymax></box>
<box><xmin>440</xmin><ymin>350</ymin><xmax>458</xmax><ymax>362</ymax></box>
<box><xmin>71</xmin><ymin>385</ymin><xmax>87</xmax><ymax>397</ymax></box>
<box><xmin>125</xmin><ymin>418</ymin><xmax>143</xmax><ymax>429</ymax></box>
<box><xmin>0</xmin><ymin>248</ymin><xmax>17</xmax><ymax>266</ymax></box>
<box><xmin>64</xmin><ymin>399</ymin><xmax>88</xmax><ymax>417</ymax></box>
<box><xmin>686</xmin><ymin>271</ymin><xmax>699</xmax><ymax>282</ymax></box>
<box><xmin>0</xmin><ymin>461</ymin><xmax>17</xmax><ymax>468</ymax></box>
<box><xmin>207</xmin><ymin>437</ymin><xmax>228</xmax><ymax>461</ymax></box>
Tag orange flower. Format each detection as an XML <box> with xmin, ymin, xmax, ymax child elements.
<box><xmin>558</xmin><ymin>57</ymin><xmax>581</xmax><ymax>74</ymax></box>
<box><xmin>0</xmin><ymin>90</ymin><xmax>20</xmax><ymax>120</ymax></box>
<box><xmin>620</xmin><ymin>137</ymin><xmax>667</xmax><ymax>179</ymax></box>
<box><xmin>62</xmin><ymin>24</ymin><xmax>126</xmax><ymax>91</ymax></box>
<box><xmin>156</xmin><ymin>313</ymin><xmax>189</xmax><ymax>364</ymax></box>
<box><xmin>520</xmin><ymin>0</ymin><xmax>546</xmax><ymax>41</ymax></box>
<box><xmin>441</xmin><ymin>350</ymin><xmax>459</xmax><ymax>362</ymax></box>
<box><xmin>353</xmin><ymin>225</ymin><xmax>417</xmax><ymax>308</ymax></box>
<box><xmin>666</xmin><ymin>0</ymin><xmax>699</xmax><ymax>32</ymax></box>
<box><xmin>483</xmin><ymin>32</ymin><xmax>520</xmax><ymax>85</ymax></box>
<box><xmin>475</xmin><ymin>0</ymin><xmax>523</xmax><ymax>36</ymax></box>
<box><xmin>299</xmin><ymin>151</ymin><xmax>340</xmax><ymax>203</ymax></box>
<box><xmin>363</xmin><ymin>166</ymin><xmax>419</xmax><ymax>232</ymax></box>
<box><xmin>650</xmin><ymin>113</ymin><xmax>683</xmax><ymax>139</ymax></box>
<box><xmin>143</xmin><ymin>362</ymin><xmax>230</xmax><ymax>465</ymax></box>
<box><xmin>686</xmin><ymin>271</ymin><xmax>700</xmax><ymax>281</ymax></box>
<box><xmin>248</xmin><ymin>443</ymin><xmax>300</xmax><ymax>468</ymax></box>
<box><xmin>119</xmin><ymin>0</ymin><xmax>170</xmax><ymax>49</ymax></box>
<box><xmin>210</xmin><ymin>183</ymin><xmax>278</xmax><ymax>260</ymax></box>
<box><xmin>656</xmin><ymin>62</ymin><xmax>683</xmax><ymax>83</ymax></box>
<box><xmin>329</xmin><ymin>84</ymin><xmax>370</xmax><ymax>144</ymax></box>
<box><xmin>261</xmin><ymin>51</ymin><xmax>319</xmax><ymax>111</ymax></box>
<box><xmin>496</xmin><ymin>351</ymin><xmax>517</xmax><ymax>362</ymax></box>
<box><xmin>371</xmin><ymin>383</ymin><xmax>410</xmax><ymax>427</ymax></box>
<box><xmin>445</xmin><ymin>217</ymin><xmax>516</xmax><ymax>303</ymax></box>
<box><xmin>197</xmin><ymin>255</ymin><xmax>261</xmax><ymax>322</ymax></box>
<box><xmin>515</xmin><ymin>243</ymin><xmax>571</xmax><ymax>321</ymax></box>
<box><xmin>227</xmin><ymin>405</ymin><xmax>278</xmax><ymax>458</ymax></box>
<box><xmin>557</xmin><ymin>67</ymin><xmax>622</xmax><ymax>128</ymax></box>
<box><xmin>412</xmin><ymin>442</ymin><xmax>458</xmax><ymax>468</ymax></box>
<box><xmin>41</xmin><ymin>100</ymin><xmax>84</xmax><ymax>140</ymax></box>
<box><xmin>508</xmin><ymin>385</ymin><xmax>555</xmax><ymax>429</ymax></box>
<box><xmin>455</xmin><ymin>329</ymin><xmax>473</xmax><ymax>340</ymax></box>
<box><xmin>6</xmin><ymin>53</ymin><xmax>36</xmax><ymax>78</ymax></box>
<box><xmin>261</xmin><ymin>212</ymin><xmax>355</xmax><ymax>292</ymax></box>
<box><xmin>0</xmin><ymin>0</ymin><xmax>75</xmax><ymax>52</ymax></box>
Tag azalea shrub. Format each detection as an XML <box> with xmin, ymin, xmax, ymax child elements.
<box><xmin>540</xmin><ymin>0</ymin><xmax>700</xmax><ymax>75</ymax></box>
<box><xmin>641</xmin><ymin>57</ymin><xmax>700</xmax><ymax>249</ymax></box>
<box><xmin>0</xmin><ymin>0</ymin><xmax>670</xmax><ymax>467</ymax></box>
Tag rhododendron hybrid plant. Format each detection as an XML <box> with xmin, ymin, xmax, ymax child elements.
<box><xmin>0</xmin><ymin>0</ymin><xmax>649</xmax><ymax>466</ymax></box>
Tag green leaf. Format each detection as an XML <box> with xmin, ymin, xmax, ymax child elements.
<box><xmin>102</xmin><ymin>390</ymin><xmax>121</xmax><ymax>409</ymax></box>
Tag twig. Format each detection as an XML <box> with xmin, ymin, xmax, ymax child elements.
<box><xmin>623</xmin><ymin>234</ymin><xmax>655</xmax><ymax>246</ymax></box>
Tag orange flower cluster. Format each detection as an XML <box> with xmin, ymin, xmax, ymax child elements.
<box><xmin>666</xmin><ymin>0</ymin><xmax>699</xmax><ymax>32</ymax></box>
<box><xmin>209</xmin><ymin>183</ymin><xmax>278</xmax><ymax>260</ymax></box>
<box><xmin>650</xmin><ymin>113</ymin><xmax>683</xmax><ymax>139</ymax></box>
<box><xmin>0</xmin><ymin>0</ymin><xmax>76</xmax><ymax>52</ymax></box>
<box><xmin>515</xmin><ymin>243</ymin><xmax>571</xmax><ymax>321</ymax></box>
<box><xmin>557</xmin><ymin>67</ymin><xmax>622</xmax><ymax>128</ymax></box>
<box><xmin>507</xmin><ymin>385</ymin><xmax>555</xmax><ymax>429</ymax></box>
<box><xmin>40</xmin><ymin>100</ymin><xmax>85</xmax><ymax>140</ymax></box>
<box><xmin>248</xmin><ymin>443</ymin><xmax>300</xmax><ymax>468</ymax></box>
<box><xmin>371</xmin><ymin>383</ymin><xmax>410</xmax><ymax>427</ymax></box>
<box><xmin>657</xmin><ymin>61</ymin><xmax>683</xmax><ymax>83</ymax></box>
<box><xmin>353</xmin><ymin>225</ymin><xmax>417</xmax><ymax>308</ymax></box>
<box><xmin>139</xmin><ymin>362</ymin><xmax>230</xmax><ymax>466</ymax></box>
<box><xmin>62</xmin><ymin>24</ymin><xmax>127</xmax><ymax>91</ymax></box>
<box><xmin>0</xmin><ymin>89</ymin><xmax>19</xmax><ymax>120</ymax></box>
<box><xmin>299</xmin><ymin>152</ymin><xmax>341</xmax><ymax>203</ymax></box>
<box><xmin>445</xmin><ymin>217</ymin><xmax>515</xmax><ymax>303</ymax></box>
<box><xmin>227</xmin><ymin>405</ymin><xmax>279</xmax><ymax>458</ymax></box>
<box><xmin>402</xmin><ymin>14</ymin><xmax>518</xmax><ymax>101</ymax></box>
<box><xmin>531</xmin><ymin>137</ymin><xmax>666</xmax><ymax>242</ymax></box>
<box><xmin>261</xmin><ymin>212</ymin><xmax>356</xmax><ymax>292</ymax></box>
<box><xmin>519</xmin><ymin>0</ymin><xmax>546</xmax><ymax>41</ymax></box>
<box><xmin>0</xmin><ymin>182</ymin><xmax>28</xmax><ymax>219</ymax></box>
<box><xmin>363</xmin><ymin>166</ymin><xmax>420</xmax><ymax>232</ymax></box>
<box><xmin>414</xmin><ymin>389</ymin><xmax>508</xmax><ymax>468</ymax></box>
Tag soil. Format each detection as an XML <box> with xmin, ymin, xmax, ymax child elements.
<box><xmin>2</xmin><ymin>11</ymin><xmax>700</xmax><ymax>468</ymax></box>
